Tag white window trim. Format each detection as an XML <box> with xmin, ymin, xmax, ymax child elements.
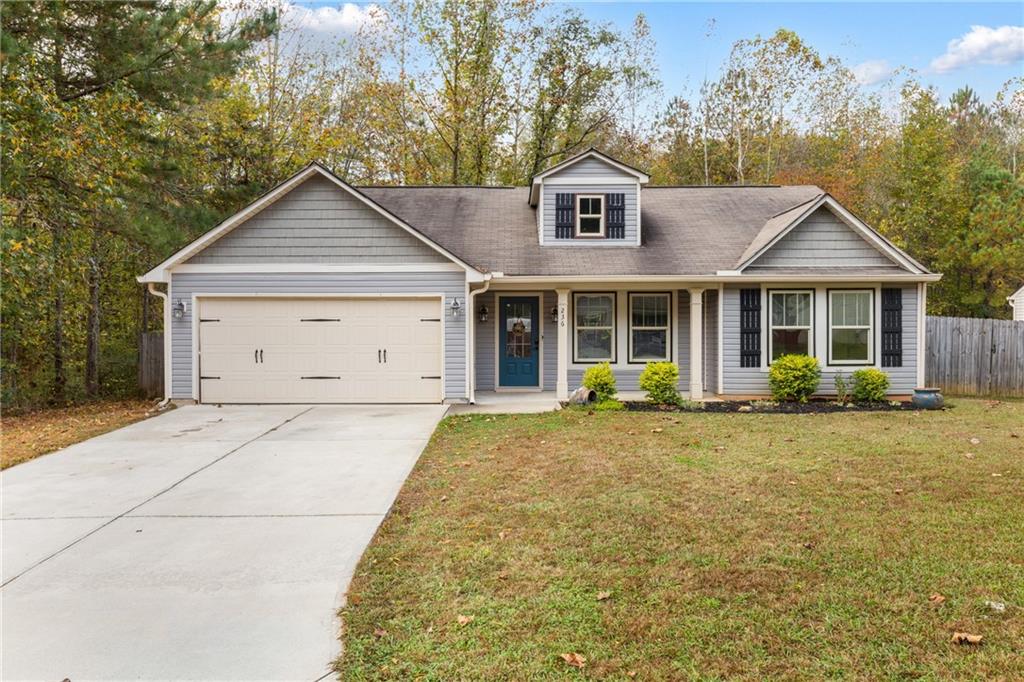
<box><xmin>628</xmin><ymin>292</ymin><xmax>672</xmax><ymax>363</ymax></box>
<box><xmin>575</xmin><ymin>195</ymin><xmax>605</xmax><ymax>238</ymax></box>
<box><xmin>828</xmin><ymin>289</ymin><xmax>874</xmax><ymax>366</ymax></box>
<box><xmin>767</xmin><ymin>289</ymin><xmax>814</xmax><ymax>363</ymax></box>
<box><xmin>573</xmin><ymin>292</ymin><xmax>616</xmax><ymax>363</ymax></box>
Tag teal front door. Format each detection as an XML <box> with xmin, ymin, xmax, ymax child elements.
<box><xmin>499</xmin><ymin>297</ymin><xmax>539</xmax><ymax>387</ymax></box>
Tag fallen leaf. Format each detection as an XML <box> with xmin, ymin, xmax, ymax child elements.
<box><xmin>498</xmin><ymin>530</ymin><xmax>507</xmax><ymax>540</ymax></box>
<box><xmin>440</xmin><ymin>495</ymin><xmax>449</xmax><ymax>502</ymax></box>
<box><xmin>651</xmin><ymin>428</ymin><xmax>663</xmax><ymax>433</ymax></box>
<box><xmin>894</xmin><ymin>488</ymin><xmax>903</xmax><ymax>495</ymax></box>
<box><xmin>560</xmin><ymin>652</ymin><xmax>586</xmax><ymax>668</ymax></box>
<box><xmin>497</xmin><ymin>571</ymin><xmax>509</xmax><ymax>580</ymax></box>
<box><xmin>991</xmin><ymin>473</ymin><xmax>1003</xmax><ymax>478</ymax></box>
<box><xmin>627</xmin><ymin>672</ymin><xmax>637</xmax><ymax>678</ymax></box>
<box><xmin>951</xmin><ymin>632</ymin><xmax>982</xmax><ymax>645</ymax></box>
<box><xmin>969</xmin><ymin>437</ymin><xmax>981</xmax><ymax>445</ymax></box>
<box><xmin>964</xmin><ymin>452</ymin><xmax>975</xmax><ymax>459</ymax></box>
<box><xmin>457</xmin><ymin>614</ymin><xmax>474</xmax><ymax>626</ymax></box>
<box><xmin>373</xmin><ymin>628</ymin><xmax>388</xmax><ymax>638</ymax></box>
<box><xmin>627</xmin><ymin>430</ymin><xmax>637</xmax><ymax>435</ymax></box>
<box><xmin>929</xmin><ymin>593</ymin><xmax>945</xmax><ymax>604</ymax></box>
<box><xmin>596</xmin><ymin>590</ymin><xmax>612</xmax><ymax>601</ymax></box>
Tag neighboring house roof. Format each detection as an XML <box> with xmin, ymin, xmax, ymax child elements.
<box><xmin>1010</xmin><ymin>284</ymin><xmax>1024</xmax><ymax>300</ymax></box>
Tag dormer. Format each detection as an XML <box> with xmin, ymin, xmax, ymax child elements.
<box><xmin>529</xmin><ymin>149</ymin><xmax>650</xmax><ymax>246</ymax></box>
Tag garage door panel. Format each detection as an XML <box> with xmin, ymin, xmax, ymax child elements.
<box><xmin>197</xmin><ymin>297</ymin><xmax>442</xmax><ymax>403</ymax></box>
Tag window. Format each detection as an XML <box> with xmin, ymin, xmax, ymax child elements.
<box><xmin>769</xmin><ymin>290</ymin><xmax>812</xmax><ymax>361</ymax></box>
<box><xmin>576</xmin><ymin>195</ymin><xmax>604</xmax><ymax>237</ymax></box>
<box><xmin>629</xmin><ymin>293</ymin><xmax>670</xmax><ymax>362</ymax></box>
<box><xmin>829</xmin><ymin>290</ymin><xmax>873</xmax><ymax>364</ymax></box>
<box><xmin>574</xmin><ymin>293</ymin><xmax>615</xmax><ymax>361</ymax></box>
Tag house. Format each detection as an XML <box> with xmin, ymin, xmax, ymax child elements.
<box><xmin>1009</xmin><ymin>284</ymin><xmax>1024</xmax><ymax>321</ymax></box>
<box><xmin>139</xmin><ymin>149</ymin><xmax>940</xmax><ymax>404</ymax></box>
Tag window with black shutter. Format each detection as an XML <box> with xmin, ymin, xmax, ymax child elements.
<box><xmin>739</xmin><ymin>288</ymin><xmax>761</xmax><ymax>368</ymax></box>
<box><xmin>555</xmin><ymin>193</ymin><xmax>575</xmax><ymax>239</ymax></box>
<box><xmin>606</xmin><ymin>193</ymin><xmax>626</xmax><ymax>238</ymax></box>
<box><xmin>880</xmin><ymin>288</ymin><xmax>903</xmax><ymax>367</ymax></box>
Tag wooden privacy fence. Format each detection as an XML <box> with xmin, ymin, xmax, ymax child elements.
<box><xmin>138</xmin><ymin>331</ymin><xmax>164</xmax><ymax>398</ymax></box>
<box><xmin>926</xmin><ymin>316</ymin><xmax>1024</xmax><ymax>397</ymax></box>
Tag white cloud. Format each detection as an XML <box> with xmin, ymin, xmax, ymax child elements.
<box><xmin>851</xmin><ymin>59</ymin><xmax>892</xmax><ymax>86</ymax></box>
<box><xmin>930</xmin><ymin>25</ymin><xmax>1024</xmax><ymax>73</ymax></box>
<box><xmin>283</xmin><ymin>2</ymin><xmax>385</xmax><ymax>34</ymax></box>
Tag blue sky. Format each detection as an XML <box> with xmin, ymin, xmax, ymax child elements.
<box><xmin>278</xmin><ymin>1</ymin><xmax>1024</xmax><ymax>103</ymax></box>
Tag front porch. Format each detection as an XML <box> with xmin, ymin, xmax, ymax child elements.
<box><xmin>467</xmin><ymin>285</ymin><xmax>719</xmax><ymax>404</ymax></box>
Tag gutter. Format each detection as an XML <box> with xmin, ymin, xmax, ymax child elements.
<box><xmin>486</xmin><ymin>273</ymin><xmax>942</xmax><ymax>284</ymax></box>
<box><xmin>145</xmin><ymin>283</ymin><xmax>172</xmax><ymax>407</ymax></box>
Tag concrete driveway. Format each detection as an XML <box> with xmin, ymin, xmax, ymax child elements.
<box><xmin>1</xmin><ymin>404</ymin><xmax>447</xmax><ymax>681</ymax></box>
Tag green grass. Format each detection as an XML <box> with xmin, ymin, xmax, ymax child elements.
<box><xmin>337</xmin><ymin>399</ymin><xmax>1024</xmax><ymax>680</ymax></box>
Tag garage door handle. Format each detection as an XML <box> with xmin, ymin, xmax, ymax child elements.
<box><xmin>259</xmin><ymin>349</ymin><xmax>263</xmax><ymax>363</ymax></box>
<box><xmin>300</xmin><ymin>376</ymin><xmax>340</xmax><ymax>380</ymax></box>
<box><xmin>378</xmin><ymin>349</ymin><xmax>381</xmax><ymax>363</ymax></box>
<box><xmin>383</xmin><ymin>349</ymin><xmax>387</xmax><ymax>363</ymax></box>
<box><xmin>421</xmin><ymin>376</ymin><xmax>441</xmax><ymax>379</ymax></box>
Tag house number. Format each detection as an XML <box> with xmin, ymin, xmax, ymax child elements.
<box><xmin>558</xmin><ymin>304</ymin><xmax>567</xmax><ymax>328</ymax></box>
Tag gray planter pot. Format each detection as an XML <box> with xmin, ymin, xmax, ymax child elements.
<box><xmin>912</xmin><ymin>387</ymin><xmax>944</xmax><ymax>410</ymax></box>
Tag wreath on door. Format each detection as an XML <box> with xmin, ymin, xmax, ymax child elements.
<box><xmin>511</xmin><ymin>318</ymin><xmax>526</xmax><ymax>337</ymax></box>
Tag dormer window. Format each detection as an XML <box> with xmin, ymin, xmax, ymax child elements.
<box><xmin>576</xmin><ymin>196</ymin><xmax>604</xmax><ymax>237</ymax></box>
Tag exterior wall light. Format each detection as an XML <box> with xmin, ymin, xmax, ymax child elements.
<box><xmin>449</xmin><ymin>297</ymin><xmax>462</xmax><ymax>318</ymax></box>
<box><xmin>172</xmin><ymin>299</ymin><xmax>188</xmax><ymax>320</ymax></box>
<box><xmin>550</xmin><ymin>306</ymin><xmax>559</xmax><ymax>323</ymax></box>
<box><xmin>477</xmin><ymin>305</ymin><xmax>489</xmax><ymax>323</ymax></box>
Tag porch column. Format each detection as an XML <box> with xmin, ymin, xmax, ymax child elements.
<box><xmin>556</xmin><ymin>288</ymin><xmax>570</xmax><ymax>400</ymax></box>
<box><xmin>688</xmin><ymin>288</ymin><xmax>704</xmax><ymax>401</ymax></box>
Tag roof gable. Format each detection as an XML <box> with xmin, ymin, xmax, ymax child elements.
<box><xmin>139</xmin><ymin>163</ymin><xmax>478</xmax><ymax>283</ymax></box>
<box><xmin>736</xmin><ymin>194</ymin><xmax>928</xmax><ymax>274</ymax></box>
<box><xmin>529</xmin><ymin>148</ymin><xmax>650</xmax><ymax>205</ymax></box>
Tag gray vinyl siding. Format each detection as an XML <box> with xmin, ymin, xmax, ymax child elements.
<box><xmin>472</xmin><ymin>290</ymin><xmax>557</xmax><ymax>391</ymax></box>
<box><xmin>187</xmin><ymin>176</ymin><xmax>449</xmax><ymax>264</ymax></box>
<box><xmin>552</xmin><ymin>157</ymin><xmax>632</xmax><ymax>178</ymax></box>
<box><xmin>750</xmin><ymin>207</ymin><xmax>895</xmax><ymax>269</ymax></box>
<box><xmin>703</xmin><ymin>290</ymin><xmax>719</xmax><ymax>394</ymax></box>
<box><xmin>169</xmin><ymin>271</ymin><xmax>467</xmax><ymax>401</ymax></box>
<box><xmin>566</xmin><ymin>289</ymin><xmax>693</xmax><ymax>394</ymax></box>
<box><xmin>541</xmin><ymin>157</ymin><xmax>638</xmax><ymax>244</ymax></box>
<box><xmin>542</xmin><ymin>184</ymin><xmax>638</xmax><ymax>244</ymax></box>
<box><xmin>720</xmin><ymin>284</ymin><xmax>918</xmax><ymax>396</ymax></box>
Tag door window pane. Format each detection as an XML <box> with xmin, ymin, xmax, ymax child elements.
<box><xmin>504</xmin><ymin>302</ymin><xmax>533</xmax><ymax>358</ymax></box>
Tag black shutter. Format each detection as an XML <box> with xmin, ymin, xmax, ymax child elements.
<box><xmin>739</xmin><ymin>288</ymin><xmax>761</xmax><ymax>368</ymax></box>
<box><xmin>555</xmin><ymin>193</ymin><xmax>575</xmax><ymax>239</ymax></box>
<box><xmin>881</xmin><ymin>288</ymin><xmax>903</xmax><ymax>367</ymax></box>
<box><xmin>606</xmin><ymin>193</ymin><xmax>626</xmax><ymax>239</ymax></box>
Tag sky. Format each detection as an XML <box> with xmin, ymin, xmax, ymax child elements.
<box><xmin>271</xmin><ymin>1</ymin><xmax>1024</xmax><ymax>103</ymax></box>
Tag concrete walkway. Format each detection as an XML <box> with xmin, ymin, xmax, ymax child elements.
<box><xmin>1</xmin><ymin>404</ymin><xmax>447</xmax><ymax>681</ymax></box>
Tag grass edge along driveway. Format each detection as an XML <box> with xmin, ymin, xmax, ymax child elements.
<box><xmin>337</xmin><ymin>398</ymin><xmax>1024</xmax><ymax>680</ymax></box>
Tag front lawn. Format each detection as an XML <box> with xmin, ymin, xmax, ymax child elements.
<box><xmin>338</xmin><ymin>399</ymin><xmax>1023</xmax><ymax>679</ymax></box>
<box><xmin>1</xmin><ymin>399</ymin><xmax>161</xmax><ymax>469</ymax></box>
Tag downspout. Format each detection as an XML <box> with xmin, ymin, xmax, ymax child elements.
<box><xmin>467</xmin><ymin>274</ymin><xmax>493</xmax><ymax>404</ymax></box>
<box><xmin>146</xmin><ymin>282</ymin><xmax>172</xmax><ymax>407</ymax></box>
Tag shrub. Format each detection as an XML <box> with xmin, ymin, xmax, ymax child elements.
<box><xmin>768</xmin><ymin>354</ymin><xmax>821</xmax><ymax>403</ymax></box>
<box><xmin>593</xmin><ymin>399</ymin><xmax>625</xmax><ymax>411</ymax></box>
<box><xmin>638</xmin><ymin>361</ymin><xmax>681</xmax><ymax>405</ymax></box>
<box><xmin>851</xmin><ymin>368</ymin><xmax>890</xmax><ymax>402</ymax></box>
<box><xmin>833</xmin><ymin>371</ymin><xmax>851</xmax><ymax>404</ymax></box>
<box><xmin>582</xmin><ymin>362</ymin><xmax>617</xmax><ymax>402</ymax></box>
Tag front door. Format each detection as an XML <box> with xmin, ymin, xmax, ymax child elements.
<box><xmin>499</xmin><ymin>296</ymin><xmax>539</xmax><ymax>387</ymax></box>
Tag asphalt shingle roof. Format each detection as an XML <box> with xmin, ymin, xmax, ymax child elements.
<box><xmin>359</xmin><ymin>185</ymin><xmax>826</xmax><ymax>276</ymax></box>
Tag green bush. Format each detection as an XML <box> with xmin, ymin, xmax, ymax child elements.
<box><xmin>768</xmin><ymin>354</ymin><xmax>821</xmax><ymax>403</ymax></box>
<box><xmin>851</xmin><ymin>368</ymin><xmax>890</xmax><ymax>402</ymax></box>
<box><xmin>582</xmin><ymin>362</ymin><xmax>617</xmax><ymax>402</ymax></box>
<box><xmin>593</xmin><ymin>399</ymin><xmax>625</xmax><ymax>411</ymax></box>
<box><xmin>833</xmin><ymin>371</ymin><xmax>851</xmax><ymax>404</ymax></box>
<box><xmin>638</xmin><ymin>361</ymin><xmax>681</xmax><ymax>405</ymax></box>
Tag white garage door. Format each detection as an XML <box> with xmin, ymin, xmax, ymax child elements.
<box><xmin>198</xmin><ymin>297</ymin><xmax>443</xmax><ymax>403</ymax></box>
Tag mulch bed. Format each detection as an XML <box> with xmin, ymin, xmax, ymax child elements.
<box><xmin>624</xmin><ymin>399</ymin><xmax>927</xmax><ymax>413</ymax></box>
